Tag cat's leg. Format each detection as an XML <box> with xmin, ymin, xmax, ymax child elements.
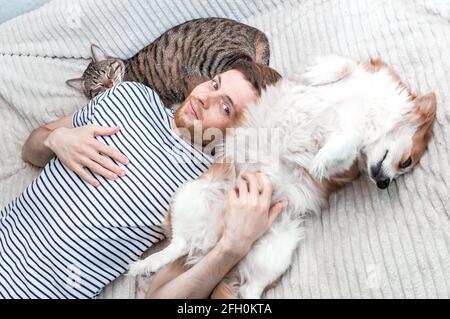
<box><xmin>128</xmin><ymin>238</ymin><xmax>188</xmax><ymax>276</ymax></box>
<box><xmin>302</xmin><ymin>55</ymin><xmax>356</xmax><ymax>86</ymax></box>
<box><xmin>309</xmin><ymin>130</ymin><xmax>361</xmax><ymax>180</ymax></box>
<box><xmin>238</xmin><ymin>217</ymin><xmax>302</xmax><ymax>299</ymax></box>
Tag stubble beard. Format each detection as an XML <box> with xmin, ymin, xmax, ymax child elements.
<box><xmin>174</xmin><ymin>103</ymin><xmax>207</xmax><ymax>148</ymax></box>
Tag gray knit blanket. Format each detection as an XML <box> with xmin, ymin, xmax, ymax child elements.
<box><xmin>0</xmin><ymin>0</ymin><xmax>449</xmax><ymax>299</ymax></box>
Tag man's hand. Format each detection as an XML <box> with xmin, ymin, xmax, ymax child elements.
<box><xmin>44</xmin><ymin>125</ymin><xmax>129</xmax><ymax>187</ymax></box>
<box><xmin>220</xmin><ymin>172</ymin><xmax>288</xmax><ymax>257</ymax></box>
<box><xmin>145</xmin><ymin>172</ymin><xmax>287</xmax><ymax>299</ymax></box>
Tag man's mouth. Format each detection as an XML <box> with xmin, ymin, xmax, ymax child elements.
<box><xmin>188</xmin><ymin>100</ymin><xmax>199</xmax><ymax>120</ymax></box>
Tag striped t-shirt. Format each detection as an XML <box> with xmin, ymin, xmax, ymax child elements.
<box><xmin>0</xmin><ymin>82</ymin><xmax>211</xmax><ymax>299</ymax></box>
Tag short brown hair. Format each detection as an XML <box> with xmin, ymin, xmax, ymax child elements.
<box><xmin>229</xmin><ymin>60</ymin><xmax>282</xmax><ymax>96</ymax></box>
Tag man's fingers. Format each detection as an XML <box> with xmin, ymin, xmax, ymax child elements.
<box><xmin>241</xmin><ymin>173</ymin><xmax>259</xmax><ymax>198</ymax></box>
<box><xmin>90</xmin><ymin>152</ymin><xmax>126</xmax><ymax>177</ymax></box>
<box><xmin>258</xmin><ymin>173</ymin><xmax>273</xmax><ymax>200</ymax></box>
<box><xmin>81</xmin><ymin>158</ymin><xmax>118</xmax><ymax>181</ymax></box>
<box><xmin>227</xmin><ymin>189</ymin><xmax>238</xmax><ymax>207</ymax></box>
<box><xmin>91</xmin><ymin>125</ymin><xmax>120</xmax><ymax>137</ymax></box>
<box><xmin>268</xmin><ymin>200</ymin><xmax>288</xmax><ymax>226</ymax></box>
<box><xmin>235</xmin><ymin>179</ymin><xmax>249</xmax><ymax>199</ymax></box>
<box><xmin>73</xmin><ymin>166</ymin><xmax>100</xmax><ymax>187</ymax></box>
<box><xmin>94</xmin><ymin>141</ymin><xmax>129</xmax><ymax>164</ymax></box>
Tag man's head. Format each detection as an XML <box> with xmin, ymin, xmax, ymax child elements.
<box><xmin>174</xmin><ymin>60</ymin><xmax>281</xmax><ymax>146</ymax></box>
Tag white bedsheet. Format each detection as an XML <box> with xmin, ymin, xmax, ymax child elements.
<box><xmin>0</xmin><ymin>0</ymin><xmax>449</xmax><ymax>298</ymax></box>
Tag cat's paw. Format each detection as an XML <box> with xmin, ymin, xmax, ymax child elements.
<box><xmin>128</xmin><ymin>258</ymin><xmax>160</xmax><ymax>277</ymax></box>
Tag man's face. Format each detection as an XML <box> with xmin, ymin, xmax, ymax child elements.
<box><xmin>174</xmin><ymin>70</ymin><xmax>258</xmax><ymax>146</ymax></box>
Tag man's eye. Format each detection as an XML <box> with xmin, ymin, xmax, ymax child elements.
<box><xmin>400</xmin><ymin>156</ymin><xmax>412</xmax><ymax>169</ymax></box>
<box><xmin>212</xmin><ymin>79</ymin><xmax>219</xmax><ymax>90</ymax></box>
<box><xmin>223</xmin><ymin>104</ymin><xmax>230</xmax><ymax>116</ymax></box>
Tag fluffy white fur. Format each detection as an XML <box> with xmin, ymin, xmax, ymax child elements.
<box><xmin>128</xmin><ymin>55</ymin><xmax>436</xmax><ymax>298</ymax></box>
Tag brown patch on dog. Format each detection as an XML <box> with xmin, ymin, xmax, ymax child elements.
<box><xmin>210</xmin><ymin>266</ymin><xmax>240</xmax><ymax>299</ymax></box>
<box><xmin>210</xmin><ymin>280</ymin><xmax>237</xmax><ymax>299</ymax></box>
<box><xmin>165</xmin><ymin>209</ymin><xmax>173</xmax><ymax>239</ymax></box>
<box><xmin>409</xmin><ymin>93</ymin><xmax>437</xmax><ymax>163</ymax></box>
<box><xmin>316</xmin><ymin>161</ymin><xmax>361</xmax><ymax>198</ymax></box>
<box><xmin>363</xmin><ymin>58</ymin><xmax>386</xmax><ymax>73</ymax></box>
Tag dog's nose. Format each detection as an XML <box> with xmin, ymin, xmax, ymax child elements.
<box><xmin>370</xmin><ymin>165</ymin><xmax>381</xmax><ymax>179</ymax></box>
<box><xmin>376</xmin><ymin>178</ymin><xmax>390</xmax><ymax>189</ymax></box>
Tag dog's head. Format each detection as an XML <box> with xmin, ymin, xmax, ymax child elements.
<box><xmin>364</xmin><ymin>93</ymin><xmax>436</xmax><ymax>189</ymax></box>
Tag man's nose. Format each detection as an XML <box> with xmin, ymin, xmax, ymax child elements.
<box><xmin>200</xmin><ymin>95</ymin><xmax>222</xmax><ymax>110</ymax></box>
<box><xmin>199</xmin><ymin>97</ymin><xmax>207</xmax><ymax>109</ymax></box>
<box><xmin>195</xmin><ymin>95</ymin><xmax>209</xmax><ymax>110</ymax></box>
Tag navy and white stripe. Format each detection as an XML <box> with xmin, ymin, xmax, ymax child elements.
<box><xmin>0</xmin><ymin>82</ymin><xmax>211</xmax><ymax>299</ymax></box>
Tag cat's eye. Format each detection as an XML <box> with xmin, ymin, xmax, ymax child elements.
<box><xmin>400</xmin><ymin>156</ymin><xmax>412</xmax><ymax>169</ymax></box>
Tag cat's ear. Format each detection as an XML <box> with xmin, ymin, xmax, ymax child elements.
<box><xmin>66</xmin><ymin>78</ymin><xmax>85</xmax><ymax>92</ymax></box>
<box><xmin>91</xmin><ymin>44</ymin><xmax>108</xmax><ymax>63</ymax></box>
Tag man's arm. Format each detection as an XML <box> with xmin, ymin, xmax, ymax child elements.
<box><xmin>21</xmin><ymin>115</ymin><xmax>72</xmax><ymax>167</ymax></box>
<box><xmin>146</xmin><ymin>240</ymin><xmax>244</xmax><ymax>299</ymax></box>
<box><xmin>146</xmin><ymin>173</ymin><xmax>287</xmax><ymax>299</ymax></box>
<box><xmin>21</xmin><ymin>115</ymin><xmax>128</xmax><ymax>186</ymax></box>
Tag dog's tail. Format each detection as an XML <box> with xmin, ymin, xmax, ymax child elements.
<box><xmin>302</xmin><ymin>55</ymin><xmax>356</xmax><ymax>86</ymax></box>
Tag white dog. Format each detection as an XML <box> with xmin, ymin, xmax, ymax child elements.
<box><xmin>129</xmin><ymin>55</ymin><xmax>436</xmax><ymax>298</ymax></box>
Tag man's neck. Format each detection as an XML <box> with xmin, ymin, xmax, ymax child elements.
<box><xmin>171</xmin><ymin>119</ymin><xmax>218</xmax><ymax>157</ymax></box>
<box><xmin>171</xmin><ymin>118</ymin><xmax>201</xmax><ymax>149</ymax></box>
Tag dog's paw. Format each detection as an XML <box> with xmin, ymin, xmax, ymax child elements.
<box><xmin>310</xmin><ymin>139</ymin><xmax>359</xmax><ymax>180</ymax></box>
<box><xmin>309</xmin><ymin>150</ymin><xmax>334</xmax><ymax>180</ymax></box>
<box><xmin>239</xmin><ymin>284</ymin><xmax>263</xmax><ymax>299</ymax></box>
<box><xmin>128</xmin><ymin>259</ymin><xmax>159</xmax><ymax>277</ymax></box>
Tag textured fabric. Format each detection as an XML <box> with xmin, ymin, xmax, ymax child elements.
<box><xmin>0</xmin><ymin>0</ymin><xmax>449</xmax><ymax>299</ymax></box>
<box><xmin>0</xmin><ymin>0</ymin><xmax>50</xmax><ymax>25</ymax></box>
<box><xmin>0</xmin><ymin>82</ymin><xmax>210</xmax><ymax>298</ymax></box>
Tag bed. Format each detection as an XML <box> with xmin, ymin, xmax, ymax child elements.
<box><xmin>0</xmin><ymin>0</ymin><xmax>448</xmax><ymax>298</ymax></box>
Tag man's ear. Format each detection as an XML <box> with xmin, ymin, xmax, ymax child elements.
<box><xmin>91</xmin><ymin>44</ymin><xmax>108</xmax><ymax>63</ymax></box>
<box><xmin>66</xmin><ymin>78</ymin><xmax>85</xmax><ymax>92</ymax></box>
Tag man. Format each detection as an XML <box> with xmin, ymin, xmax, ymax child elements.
<box><xmin>1</xmin><ymin>61</ymin><xmax>282</xmax><ymax>298</ymax></box>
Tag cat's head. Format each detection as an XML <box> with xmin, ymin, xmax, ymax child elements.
<box><xmin>66</xmin><ymin>44</ymin><xmax>125</xmax><ymax>99</ymax></box>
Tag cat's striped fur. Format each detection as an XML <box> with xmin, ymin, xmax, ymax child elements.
<box><xmin>67</xmin><ymin>18</ymin><xmax>270</xmax><ymax>106</ymax></box>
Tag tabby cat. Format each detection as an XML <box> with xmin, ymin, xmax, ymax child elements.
<box><xmin>66</xmin><ymin>17</ymin><xmax>270</xmax><ymax>107</ymax></box>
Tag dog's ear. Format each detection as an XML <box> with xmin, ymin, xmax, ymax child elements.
<box><xmin>66</xmin><ymin>78</ymin><xmax>85</xmax><ymax>92</ymax></box>
<box><xmin>91</xmin><ymin>44</ymin><xmax>108</xmax><ymax>63</ymax></box>
<box><xmin>410</xmin><ymin>92</ymin><xmax>437</xmax><ymax>161</ymax></box>
<box><xmin>413</xmin><ymin>92</ymin><xmax>437</xmax><ymax>120</ymax></box>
